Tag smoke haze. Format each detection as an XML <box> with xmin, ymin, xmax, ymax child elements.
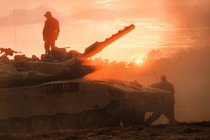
<box><xmin>87</xmin><ymin>45</ymin><xmax>210</xmax><ymax>122</ymax></box>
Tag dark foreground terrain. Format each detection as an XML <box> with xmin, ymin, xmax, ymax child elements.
<box><xmin>1</xmin><ymin>121</ymin><xmax>210</xmax><ymax>140</ymax></box>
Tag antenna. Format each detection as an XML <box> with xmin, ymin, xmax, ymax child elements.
<box><xmin>153</xmin><ymin>71</ymin><xmax>158</xmax><ymax>82</ymax></box>
<box><xmin>13</xmin><ymin>10</ymin><xmax>17</xmax><ymax>50</ymax></box>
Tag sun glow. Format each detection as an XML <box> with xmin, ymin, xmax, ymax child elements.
<box><xmin>134</xmin><ymin>58</ymin><xmax>143</xmax><ymax>64</ymax></box>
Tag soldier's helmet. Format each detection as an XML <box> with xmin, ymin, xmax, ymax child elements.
<box><xmin>161</xmin><ymin>75</ymin><xmax>166</xmax><ymax>81</ymax></box>
<box><xmin>44</xmin><ymin>11</ymin><xmax>52</xmax><ymax>17</ymax></box>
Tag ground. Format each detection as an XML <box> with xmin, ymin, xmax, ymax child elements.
<box><xmin>0</xmin><ymin>121</ymin><xmax>210</xmax><ymax>140</ymax></box>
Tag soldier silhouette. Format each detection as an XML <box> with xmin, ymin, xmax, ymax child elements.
<box><xmin>151</xmin><ymin>75</ymin><xmax>177</xmax><ymax>123</ymax></box>
<box><xmin>43</xmin><ymin>11</ymin><xmax>60</xmax><ymax>54</ymax></box>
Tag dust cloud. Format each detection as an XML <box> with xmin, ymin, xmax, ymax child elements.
<box><xmin>162</xmin><ymin>0</ymin><xmax>210</xmax><ymax>122</ymax></box>
<box><xmin>87</xmin><ymin>44</ymin><xmax>210</xmax><ymax>122</ymax></box>
<box><xmin>86</xmin><ymin>0</ymin><xmax>210</xmax><ymax>123</ymax></box>
<box><xmin>163</xmin><ymin>0</ymin><xmax>210</xmax><ymax>28</ymax></box>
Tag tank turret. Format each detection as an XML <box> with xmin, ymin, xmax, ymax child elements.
<box><xmin>0</xmin><ymin>24</ymin><xmax>135</xmax><ymax>88</ymax></box>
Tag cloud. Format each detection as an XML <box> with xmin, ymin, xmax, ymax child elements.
<box><xmin>94</xmin><ymin>0</ymin><xmax>113</xmax><ymax>4</ymax></box>
<box><xmin>164</xmin><ymin>0</ymin><xmax>210</xmax><ymax>28</ymax></box>
<box><xmin>0</xmin><ymin>6</ymin><xmax>61</xmax><ymax>27</ymax></box>
<box><xmin>0</xmin><ymin>2</ymin><xmax>167</xmax><ymax>28</ymax></box>
<box><xmin>69</xmin><ymin>6</ymin><xmax>165</xmax><ymax>23</ymax></box>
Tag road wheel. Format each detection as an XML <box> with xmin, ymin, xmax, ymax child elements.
<box><xmin>57</xmin><ymin>114</ymin><xmax>77</xmax><ymax>130</ymax></box>
<box><xmin>31</xmin><ymin>116</ymin><xmax>51</xmax><ymax>133</ymax></box>
<box><xmin>80</xmin><ymin>110</ymin><xmax>100</xmax><ymax>129</ymax></box>
<box><xmin>8</xmin><ymin>118</ymin><xmax>27</xmax><ymax>134</ymax></box>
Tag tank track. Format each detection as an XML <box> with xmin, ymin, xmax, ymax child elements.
<box><xmin>0</xmin><ymin>101</ymin><xmax>121</xmax><ymax>134</ymax></box>
<box><xmin>0</xmin><ymin>100</ymin><xmax>149</xmax><ymax>134</ymax></box>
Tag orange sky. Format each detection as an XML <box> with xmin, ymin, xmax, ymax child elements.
<box><xmin>0</xmin><ymin>0</ymin><xmax>209</xmax><ymax>62</ymax></box>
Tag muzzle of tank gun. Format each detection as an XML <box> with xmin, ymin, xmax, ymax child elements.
<box><xmin>78</xmin><ymin>24</ymin><xmax>135</xmax><ymax>60</ymax></box>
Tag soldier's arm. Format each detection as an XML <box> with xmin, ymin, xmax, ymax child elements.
<box><xmin>42</xmin><ymin>21</ymin><xmax>47</xmax><ymax>40</ymax></box>
<box><xmin>56</xmin><ymin>20</ymin><xmax>60</xmax><ymax>34</ymax></box>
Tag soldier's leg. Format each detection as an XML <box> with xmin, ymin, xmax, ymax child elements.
<box><xmin>48</xmin><ymin>40</ymin><xmax>57</xmax><ymax>59</ymax></box>
<box><xmin>44</xmin><ymin>41</ymin><xmax>50</xmax><ymax>54</ymax></box>
<box><xmin>50</xmin><ymin>40</ymin><xmax>56</xmax><ymax>51</ymax></box>
<box><xmin>166</xmin><ymin>100</ymin><xmax>177</xmax><ymax>123</ymax></box>
<box><xmin>167</xmin><ymin>107</ymin><xmax>175</xmax><ymax>122</ymax></box>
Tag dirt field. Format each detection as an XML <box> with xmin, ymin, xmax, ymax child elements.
<box><xmin>1</xmin><ymin>121</ymin><xmax>210</xmax><ymax>140</ymax></box>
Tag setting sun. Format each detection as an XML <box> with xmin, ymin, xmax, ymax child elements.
<box><xmin>134</xmin><ymin>58</ymin><xmax>143</xmax><ymax>64</ymax></box>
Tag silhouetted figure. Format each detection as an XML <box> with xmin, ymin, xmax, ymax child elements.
<box><xmin>151</xmin><ymin>75</ymin><xmax>177</xmax><ymax>123</ymax></box>
<box><xmin>151</xmin><ymin>75</ymin><xmax>174</xmax><ymax>93</ymax></box>
<box><xmin>43</xmin><ymin>11</ymin><xmax>60</xmax><ymax>54</ymax></box>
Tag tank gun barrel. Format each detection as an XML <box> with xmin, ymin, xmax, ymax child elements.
<box><xmin>79</xmin><ymin>24</ymin><xmax>135</xmax><ymax>60</ymax></box>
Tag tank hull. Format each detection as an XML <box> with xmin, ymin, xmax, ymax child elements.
<box><xmin>0</xmin><ymin>79</ymin><xmax>173</xmax><ymax>133</ymax></box>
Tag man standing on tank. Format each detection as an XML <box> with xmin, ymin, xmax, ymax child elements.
<box><xmin>43</xmin><ymin>11</ymin><xmax>60</xmax><ymax>54</ymax></box>
<box><xmin>151</xmin><ymin>75</ymin><xmax>177</xmax><ymax>123</ymax></box>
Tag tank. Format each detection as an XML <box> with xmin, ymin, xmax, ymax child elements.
<box><xmin>0</xmin><ymin>24</ymin><xmax>174</xmax><ymax>133</ymax></box>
